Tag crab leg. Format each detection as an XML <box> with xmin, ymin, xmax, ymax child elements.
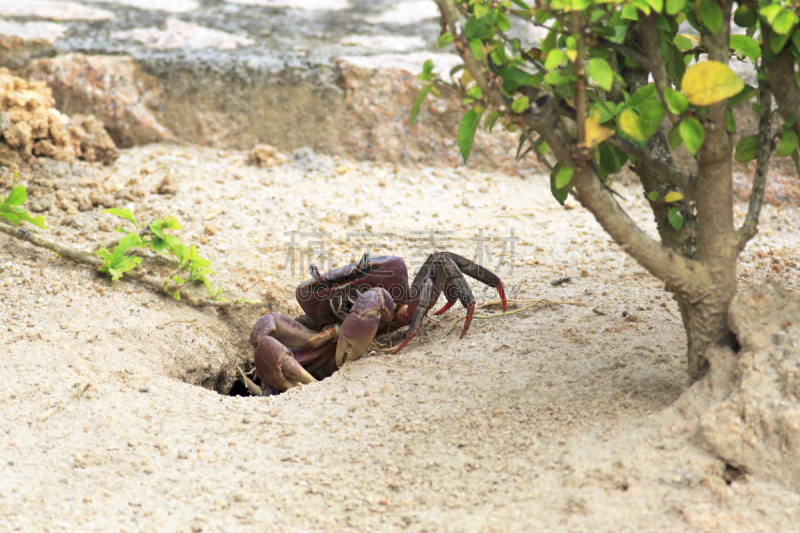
<box><xmin>335</xmin><ymin>288</ymin><xmax>395</xmax><ymax>366</ymax></box>
<box><xmin>392</xmin><ymin>277</ymin><xmax>434</xmax><ymax>354</ymax></box>
<box><xmin>254</xmin><ymin>336</ymin><xmax>317</xmax><ymax>391</ymax></box>
<box><xmin>439</xmin><ymin>252</ymin><xmax>507</xmax><ymax>312</ymax></box>
<box><xmin>250</xmin><ymin>312</ymin><xmax>318</xmax><ymax>349</ymax></box>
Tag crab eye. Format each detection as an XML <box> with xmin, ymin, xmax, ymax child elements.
<box><xmin>357</xmin><ymin>252</ymin><xmax>370</xmax><ymax>271</ymax></box>
<box><xmin>310</xmin><ymin>263</ymin><xmax>323</xmax><ymax>282</ymax></box>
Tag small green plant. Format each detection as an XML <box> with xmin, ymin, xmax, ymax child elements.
<box><xmin>97</xmin><ymin>208</ymin><xmax>224</xmax><ymax>301</ymax></box>
<box><xmin>0</xmin><ymin>171</ymin><xmax>46</xmax><ymax>229</ymax></box>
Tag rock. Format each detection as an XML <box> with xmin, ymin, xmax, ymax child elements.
<box><xmin>57</xmin><ymin>197</ymin><xmax>77</xmax><ymax>214</ymax></box>
<box><xmin>67</xmin><ymin>114</ymin><xmax>118</xmax><ymax>164</ymax></box>
<box><xmin>89</xmin><ymin>189</ymin><xmax>115</xmax><ymax>208</ymax></box>
<box><xmin>292</xmin><ymin>147</ymin><xmax>331</xmax><ymax>174</ymax></box>
<box><xmin>698</xmin><ymin>281</ymin><xmax>800</xmax><ymax>492</ymax></box>
<box><xmin>29</xmin><ymin>194</ymin><xmax>53</xmax><ymax>213</ymax></box>
<box><xmin>0</xmin><ymin>69</ymin><xmax>117</xmax><ymax>165</ymax></box>
<box><xmin>156</xmin><ymin>174</ymin><xmax>179</xmax><ymax>195</ymax></box>
<box><xmin>247</xmin><ymin>144</ymin><xmax>288</xmax><ymax>168</ymax></box>
<box><xmin>75</xmin><ymin>192</ymin><xmax>93</xmax><ymax>211</ymax></box>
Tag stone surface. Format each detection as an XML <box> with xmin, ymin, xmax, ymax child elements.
<box><xmin>111</xmin><ymin>18</ymin><xmax>254</xmax><ymax>50</ymax></box>
<box><xmin>0</xmin><ymin>21</ymin><xmax>67</xmax><ymax>68</ymax></box>
<box><xmin>22</xmin><ymin>54</ymin><xmax>172</xmax><ymax>148</ymax></box>
<box><xmin>363</xmin><ymin>1</ymin><xmax>439</xmax><ymax>24</ymax></box>
<box><xmin>94</xmin><ymin>0</ymin><xmax>199</xmax><ymax>12</ymax></box>
<box><xmin>0</xmin><ymin>0</ymin><xmax>114</xmax><ymax>21</ymax></box>
<box><xmin>337</xmin><ymin>53</ymin><xmax>529</xmax><ymax>171</ymax></box>
<box><xmin>226</xmin><ymin>0</ymin><xmax>351</xmax><ymax>8</ymax></box>
<box><xmin>697</xmin><ymin>282</ymin><xmax>800</xmax><ymax>492</ymax></box>
<box><xmin>340</xmin><ymin>34</ymin><xmax>426</xmax><ymax>52</ymax></box>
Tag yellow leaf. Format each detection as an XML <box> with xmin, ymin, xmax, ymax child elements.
<box><xmin>584</xmin><ymin>117</ymin><xmax>614</xmax><ymax>148</ymax></box>
<box><xmin>460</xmin><ymin>69</ymin><xmax>474</xmax><ymax>87</ymax></box>
<box><xmin>566</xmin><ymin>50</ymin><xmax>578</xmax><ymax>62</ymax></box>
<box><xmin>681</xmin><ymin>61</ymin><xmax>744</xmax><ymax>106</ymax></box>
<box><xmin>679</xmin><ymin>33</ymin><xmax>702</xmax><ymax>44</ymax></box>
<box><xmin>619</xmin><ymin>109</ymin><xmax>646</xmax><ymax>141</ymax></box>
<box><xmin>664</xmin><ymin>191</ymin><xmax>684</xmax><ymax>202</ymax></box>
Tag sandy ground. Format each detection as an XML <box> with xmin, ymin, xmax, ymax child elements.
<box><xmin>1</xmin><ymin>145</ymin><xmax>800</xmax><ymax>532</ymax></box>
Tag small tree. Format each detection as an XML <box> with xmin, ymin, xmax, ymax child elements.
<box><xmin>415</xmin><ymin>0</ymin><xmax>800</xmax><ymax>379</ymax></box>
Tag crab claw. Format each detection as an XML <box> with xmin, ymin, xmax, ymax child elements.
<box><xmin>336</xmin><ymin>288</ymin><xmax>394</xmax><ymax>367</ymax></box>
<box><xmin>254</xmin><ymin>336</ymin><xmax>317</xmax><ymax>391</ymax></box>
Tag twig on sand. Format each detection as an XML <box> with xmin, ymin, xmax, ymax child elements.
<box><xmin>236</xmin><ymin>367</ymin><xmax>263</xmax><ymax>397</ymax></box>
<box><xmin>38</xmin><ymin>382</ymin><xmax>90</xmax><ymax>423</ymax></box>
<box><xmin>0</xmin><ymin>222</ymin><xmax>257</xmax><ymax>309</ymax></box>
<box><xmin>444</xmin><ymin>299</ymin><xmax>588</xmax><ymax>336</ymax></box>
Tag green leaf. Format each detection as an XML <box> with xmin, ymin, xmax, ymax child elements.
<box><xmin>699</xmin><ymin>0</ymin><xmax>723</xmax><ymax>34</ymax></box>
<box><xmin>544</xmin><ymin>49</ymin><xmax>567</xmax><ymax>70</ymax></box>
<box><xmin>3</xmin><ymin>186</ymin><xmax>26</xmax><ymax>206</ymax></box>
<box><xmin>726</xmin><ymin>110</ymin><xmax>736</xmax><ymax>133</ymax></box>
<box><xmin>498</xmin><ymin>67</ymin><xmax>531</xmax><ymax>91</ymax></box>
<box><xmin>465</xmin><ymin>11</ymin><xmax>496</xmax><ymax>39</ymax></box>
<box><xmin>419</xmin><ymin>59</ymin><xmax>434</xmax><ymax>81</ymax></box>
<box><xmin>458</xmin><ymin>108</ymin><xmax>483</xmax><ymax>164</ymax></box>
<box><xmin>587</xmin><ymin>58</ymin><xmax>614</xmax><ymax>92</ymax></box>
<box><xmin>469</xmin><ymin>38</ymin><xmax>486</xmax><ymax>62</ymax></box>
<box><xmin>645</xmin><ymin>0</ymin><xmax>663</xmax><ymax>13</ymax></box>
<box><xmin>734</xmin><ymin>134</ymin><xmax>759</xmax><ymax>163</ymax></box>
<box><xmin>733</xmin><ymin>4</ymin><xmax>758</xmax><ymax>27</ymax></box>
<box><xmin>769</xmin><ymin>29</ymin><xmax>791</xmax><ymax>53</ymax></box>
<box><xmin>436</xmin><ymin>33</ymin><xmax>453</xmax><ymax>49</ymax></box>
<box><xmin>777</xmin><ymin>130</ymin><xmax>799</xmax><ymax>157</ymax></box>
<box><xmin>666</xmin><ymin>0</ymin><xmax>685</xmax><ymax>15</ymax></box>
<box><xmin>730</xmin><ymin>35</ymin><xmax>761</xmax><ymax>62</ymax></box>
<box><xmin>511</xmin><ymin>96</ymin><xmax>530</xmax><ymax>113</ymax></box>
<box><xmin>544</xmin><ymin>69</ymin><xmax>575</xmax><ymax>86</ymax></box>
<box><xmin>0</xmin><ymin>212</ymin><xmax>20</xmax><ymax>226</ymax></box>
<box><xmin>667</xmin><ymin>207</ymin><xmax>684</xmax><ymax>231</ymax></box>
<box><xmin>485</xmin><ymin>110</ymin><xmax>503</xmax><ymax>133</ymax></box>
<box><xmin>621</xmin><ymin>3</ymin><xmax>639</xmax><ymax>20</ymax></box>
<box><xmin>664</xmin><ymin>41</ymin><xmax>686</xmax><ymax>86</ymax></box>
<box><xmin>668</xmin><ymin>123</ymin><xmax>683</xmax><ymax>150</ymax></box>
<box><xmin>729</xmin><ymin>85</ymin><xmax>759</xmax><ymax>107</ymax></box>
<box><xmin>648</xmin><ymin>190</ymin><xmax>659</xmax><ymax>202</ymax></box>
<box><xmin>770</xmin><ymin>9</ymin><xmax>798</xmax><ymax>35</ymax></box>
<box><xmin>664</xmin><ymin>88</ymin><xmax>688</xmax><ymax>114</ymax></box>
<box><xmin>16</xmin><ymin>210</ymin><xmax>46</xmax><ymax>229</ymax></box>
<box><xmin>104</xmin><ymin>208</ymin><xmax>139</xmax><ymax>229</ymax></box>
<box><xmin>410</xmin><ymin>83</ymin><xmax>434</xmax><ymax>126</ymax></box>
<box><xmin>549</xmin><ymin>165</ymin><xmax>569</xmax><ymax>205</ymax></box>
<box><xmin>679</xmin><ymin>117</ymin><xmax>705</xmax><ymax>156</ymax></box>
<box><xmin>637</xmin><ymin>99</ymin><xmax>665</xmax><ymax>138</ymax></box>
<box><xmin>760</xmin><ymin>4</ymin><xmax>782</xmax><ymax>24</ymax></box>
<box><xmin>554</xmin><ymin>165</ymin><xmax>574</xmax><ymax>189</ymax></box>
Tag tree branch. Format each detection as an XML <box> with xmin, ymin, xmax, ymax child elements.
<box><xmin>638</xmin><ymin>14</ymin><xmax>678</xmax><ymax>126</ymax></box>
<box><xmin>738</xmin><ymin>88</ymin><xmax>773</xmax><ymax>250</ymax></box>
<box><xmin>596</xmin><ymin>37</ymin><xmax>655</xmax><ymax>72</ymax></box>
<box><xmin>762</xmin><ymin>26</ymin><xmax>800</xmax><ymax>142</ymax></box>
<box><xmin>434</xmin><ymin>0</ymin><xmax>706</xmax><ymax>297</ymax></box>
<box><xmin>606</xmin><ymin>135</ymin><xmax>693</xmax><ymax>192</ymax></box>
<box><xmin>0</xmin><ymin>222</ymin><xmax>252</xmax><ymax>309</ymax></box>
<box><xmin>569</xmin><ymin>166</ymin><xmax>708</xmax><ymax>296</ymax></box>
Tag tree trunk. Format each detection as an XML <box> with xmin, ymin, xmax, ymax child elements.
<box><xmin>679</xmin><ymin>0</ymin><xmax>739</xmax><ymax>379</ymax></box>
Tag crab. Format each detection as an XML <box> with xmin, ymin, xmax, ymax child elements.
<box><xmin>249</xmin><ymin>252</ymin><xmax>507</xmax><ymax>391</ymax></box>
